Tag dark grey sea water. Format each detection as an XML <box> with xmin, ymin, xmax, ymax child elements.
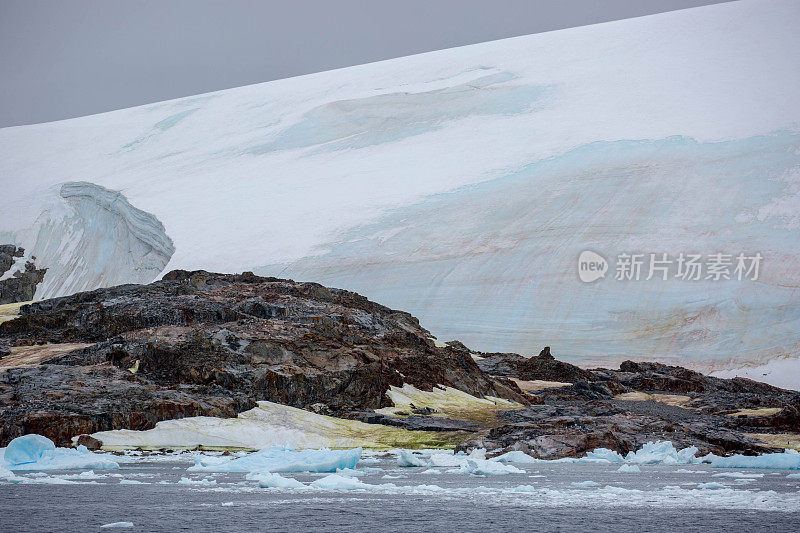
<box><xmin>2</xmin><ymin>454</ymin><xmax>799</xmax><ymax>532</ymax></box>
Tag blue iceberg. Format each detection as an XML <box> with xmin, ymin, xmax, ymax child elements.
<box><xmin>0</xmin><ymin>434</ymin><xmax>119</xmax><ymax>471</ymax></box>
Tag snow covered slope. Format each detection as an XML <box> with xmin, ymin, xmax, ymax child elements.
<box><xmin>1</xmin><ymin>0</ymin><xmax>799</xmax><ymax>385</ymax></box>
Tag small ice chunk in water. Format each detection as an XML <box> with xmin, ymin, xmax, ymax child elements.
<box><xmin>697</xmin><ymin>482</ymin><xmax>727</xmax><ymax>490</ymax></box>
<box><xmin>459</xmin><ymin>459</ymin><xmax>524</xmax><ymax>476</ymax></box>
<box><xmin>571</xmin><ymin>480</ymin><xmax>600</xmax><ymax>487</ymax></box>
<box><xmin>254</xmin><ymin>472</ymin><xmax>305</xmax><ymax>489</ymax></box>
<box><xmin>311</xmin><ymin>474</ymin><xmax>378</xmax><ymax>490</ymax></box>
<box><xmin>712</xmin><ymin>472</ymin><xmax>763</xmax><ymax>478</ymax></box>
<box><xmin>397</xmin><ymin>450</ymin><xmax>428</xmax><ymax>467</ymax></box>
<box><xmin>100</xmin><ymin>523</ymin><xmax>134</xmax><ymax>528</ymax></box>
<box><xmin>178</xmin><ymin>476</ymin><xmax>216</xmax><ymax>486</ymax></box>
<box><xmin>189</xmin><ymin>444</ymin><xmax>361</xmax><ymax>473</ymax></box>
<box><xmin>617</xmin><ymin>464</ymin><xmax>641</xmax><ymax>473</ymax></box>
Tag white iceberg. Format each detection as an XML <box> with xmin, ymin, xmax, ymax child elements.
<box><xmin>188</xmin><ymin>443</ymin><xmax>361</xmax><ymax>473</ymax></box>
<box><xmin>617</xmin><ymin>464</ymin><xmax>641</xmax><ymax>473</ymax></box>
<box><xmin>310</xmin><ymin>474</ymin><xmax>388</xmax><ymax>491</ymax></box>
<box><xmin>0</xmin><ymin>434</ymin><xmax>119</xmax><ymax>471</ymax></box>
<box><xmin>252</xmin><ymin>472</ymin><xmax>305</xmax><ymax>489</ymax></box>
<box><xmin>458</xmin><ymin>458</ymin><xmax>524</xmax><ymax>476</ymax></box>
<box><xmin>571</xmin><ymin>480</ymin><xmax>601</xmax><ymax>488</ymax></box>
<box><xmin>100</xmin><ymin>522</ymin><xmax>134</xmax><ymax>528</ymax></box>
<box><xmin>397</xmin><ymin>450</ymin><xmax>428</xmax><ymax>467</ymax></box>
<box><xmin>624</xmin><ymin>442</ymin><xmax>700</xmax><ymax>465</ymax></box>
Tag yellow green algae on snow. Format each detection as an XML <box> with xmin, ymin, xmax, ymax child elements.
<box><xmin>89</xmin><ymin>401</ymin><xmax>468</xmax><ymax>451</ymax></box>
<box><xmin>376</xmin><ymin>384</ymin><xmax>522</xmax><ymax>425</ymax></box>
<box><xmin>0</xmin><ymin>300</ymin><xmax>34</xmax><ymax>324</ymax></box>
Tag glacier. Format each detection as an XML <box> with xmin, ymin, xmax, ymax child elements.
<box><xmin>1</xmin><ymin>0</ymin><xmax>799</xmax><ymax>383</ymax></box>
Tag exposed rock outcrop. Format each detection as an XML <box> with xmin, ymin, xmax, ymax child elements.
<box><xmin>0</xmin><ymin>245</ymin><xmax>47</xmax><ymax>304</ymax></box>
<box><xmin>0</xmin><ymin>270</ymin><xmax>522</xmax><ymax>446</ymax></box>
<box><xmin>464</xmin><ymin>348</ymin><xmax>800</xmax><ymax>458</ymax></box>
<box><xmin>475</xmin><ymin>346</ymin><xmax>592</xmax><ymax>383</ymax></box>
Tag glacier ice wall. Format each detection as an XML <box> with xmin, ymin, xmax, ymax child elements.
<box><xmin>264</xmin><ymin>133</ymin><xmax>800</xmax><ymax>379</ymax></box>
<box><xmin>0</xmin><ymin>182</ymin><xmax>174</xmax><ymax>299</ymax></box>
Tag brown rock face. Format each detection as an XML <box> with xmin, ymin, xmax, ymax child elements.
<box><xmin>0</xmin><ymin>270</ymin><xmax>523</xmax><ymax>446</ymax></box>
<box><xmin>0</xmin><ymin>245</ymin><xmax>46</xmax><ymax>305</ymax></box>
<box><xmin>467</xmin><ymin>346</ymin><xmax>800</xmax><ymax>459</ymax></box>
<box><xmin>475</xmin><ymin>346</ymin><xmax>592</xmax><ymax>383</ymax></box>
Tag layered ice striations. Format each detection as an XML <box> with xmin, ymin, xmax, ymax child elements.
<box><xmin>3</xmin><ymin>182</ymin><xmax>174</xmax><ymax>299</ymax></box>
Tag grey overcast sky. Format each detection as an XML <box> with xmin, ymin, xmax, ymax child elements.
<box><xmin>0</xmin><ymin>0</ymin><xmax>731</xmax><ymax>128</ymax></box>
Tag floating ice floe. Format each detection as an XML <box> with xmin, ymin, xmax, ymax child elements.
<box><xmin>178</xmin><ymin>476</ymin><xmax>216</xmax><ymax>486</ymax></box>
<box><xmin>397</xmin><ymin>450</ymin><xmax>428</xmax><ymax>467</ymax></box>
<box><xmin>251</xmin><ymin>472</ymin><xmax>305</xmax><ymax>489</ymax></box>
<box><xmin>712</xmin><ymin>472</ymin><xmax>764</xmax><ymax>479</ymax></box>
<box><xmin>705</xmin><ymin>449</ymin><xmax>800</xmax><ymax>470</ymax></box>
<box><xmin>458</xmin><ymin>459</ymin><xmax>524</xmax><ymax>476</ymax></box>
<box><xmin>571</xmin><ymin>481</ymin><xmax>601</xmax><ymax>488</ymax></box>
<box><xmin>697</xmin><ymin>482</ymin><xmax>727</xmax><ymax>490</ymax></box>
<box><xmin>310</xmin><ymin>474</ymin><xmax>393</xmax><ymax>491</ymax></box>
<box><xmin>0</xmin><ymin>435</ymin><xmax>119</xmax><ymax>472</ymax></box>
<box><xmin>100</xmin><ymin>522</ymin><xmax>134</xmax><ymax>528</ymax></box>
<box><xmin>617</xmin><ymin>464</ymin><xmax>641</xmax><ymax>473</ymax></box>
<box><xmin>188</xmin><ymin>443</ymin><xmax>361</xmax><ymax>473</ymax></box>
<box><xmin>395</xmin><ymin>447</ymin><xmax>524</xmax><ymax>475</ymax></box>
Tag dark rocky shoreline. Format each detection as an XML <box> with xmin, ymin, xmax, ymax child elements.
<box><xmin>1</xmin><ymin>270</ymin><xmax>798</xmax><ymax>459</ymax></box>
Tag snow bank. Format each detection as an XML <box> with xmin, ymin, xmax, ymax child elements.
<box><xmin>0</xmin><ymin>435</ymin><xmax>119</xmax><ymax>471</ymax></box>
<box><xmin>188</xmin><ymin>443</ymin><xmax>361</xmax><ymax>473</ymax></box>
<box><xmin>91</xmin><ymin>401</ymin><xmax>450</xmax><ymax>450</ymax></box>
